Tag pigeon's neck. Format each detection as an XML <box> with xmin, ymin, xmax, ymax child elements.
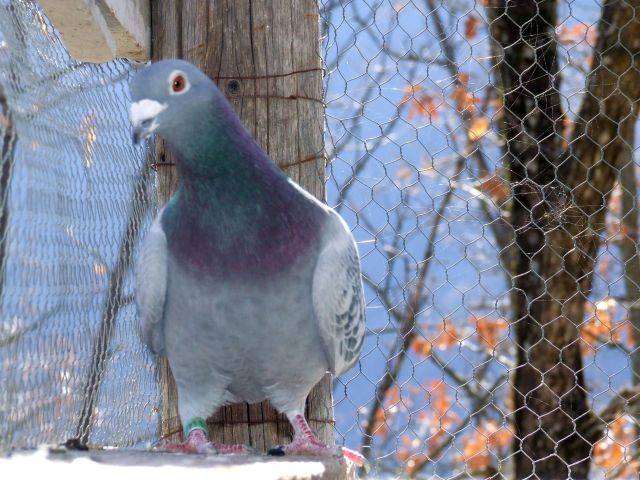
<box><xmin>162</xmin><ymin>98</ymin><xmax>325</xmax><ymax>277</ymax></box>
<box><xmin>169</xmin><ymin>95</ymin><xmax>279</xmax><ymax>189</ymax></box>
<box><xmin>171</xmin><ymin>106</ymin><xmax>291</xmax><ymax>219</ymax></box>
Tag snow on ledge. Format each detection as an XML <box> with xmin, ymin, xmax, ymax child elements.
<box><xmin>1</xmin><ymin>447</ymin><xmax>358</xmax><ymax>480</ymax></box>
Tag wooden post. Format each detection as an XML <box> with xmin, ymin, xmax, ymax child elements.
<box><xmin>151</xmin><ymin>0</ymin><xmax>333</xmax><ymax>451</ymax></box>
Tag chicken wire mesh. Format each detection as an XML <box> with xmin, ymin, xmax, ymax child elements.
<box><xmin>0</xmin><ymin>1</ymin><xmax>159</xmax><ymax>449</ymax></box>
<box><xmin>1</xmin><ymin>0</ymin><xmax>640</xmax><ymax>479</ymax></box>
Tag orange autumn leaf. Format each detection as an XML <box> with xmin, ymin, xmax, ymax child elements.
<box><xmin>371</xmin><ymin>385</ymin><xmax>402</xmax><ymax>440</ymax></box>
<box><xmin>408</xmin><ymin>95</ymin><xmax>439</xmax><ymax>121</ymax></box>
<box><xmin>594</xmin><ymin>416</ymin><xmax>634</xmax><ymax>472</ymax></box>
<box><xmin>562</xmin><ymin>115</ymin><xmax>573</xmax><ymax>137</ymax></box>
<box><xmin>417</xmin><ymin>382</ymin><xmax>461</xmax><ymax>462</ymax></box>
<box><xmin>387</xmin><ymin>384</ymin><xmax>401</xmax><ymax>404</ymax></box>
<box><xmin>581</xmin><ymin>299</ymin><xmax>621</xmax><ymax>352</ymax></box>
<box><xmin>433</xmin><ymin>322</ymin><xmax>460</xmax><ymax>350</ymax></box>
<box><xmin>558</xmin><ymin>23</ymin><xmax>597</xmax><ymax>45</ymax></box>
<box><xmin>371</xmin><ymin>406</ymin><xmax>389</xmax><ymax>440</ymax></box>
<box><xmin>396</xmin><ymin>448</ymin><xmax>411</xmax><ymax>462</ymax></box>
<box><xmin>487</xmin><ymin>424</ymin><xmax>512</xmax><ymax>450</ymax></box>
<box><xmin>416</xmin><ymin>318</ymin><xmax>460</xmax><ymax>352</ymax></box>
<box><xmin>456</xmin><ymin>421</ymin><xmax>512</xmax><ymax>474</ymax></box>
<box><xmin>598</xmin><ymin>254</ymin><xmax>611</xmax><ymax>277</ymax></box>
<box><xmin>401</xmin><ymin>85</ymin><xmax>440</xmax><ymax>121</ymax></box>
<box><xmin>429</xmin><ymin>380</ymin><xmax>454</xmax><ymax>418</ymax></box>
<box><xmin>476</xmin><ymin>316</ymin><xmax>508</xmax><ymax>350</ymax></box>
<box><xmin>479</xmin><ymin>174</ymin><xmax>511</xmax><ymax>203</ymax></box>
<box><xmin>559</xmin><ymin>24</ymin><xmax>588</xmax><ymax>44</ymax></box>
<box><xmin>400</xmin><ymin>84</ymin><xmax>421</xmax><ymax>106</ymax></box>
<box><xmin>458</xmin><ymin>430</ymin><xmax>491</xmax><ymax>473</ymax></box>
<box><xmin>397</xmin><ymin>434</ymin><xmax>417</xmax><ymax>463</ymax></box>
<box><xmin>411</xmin><ymin>337</ymin><xmax>432</xmax><ymax>356</ymax></box>
<box><xmin>468</xmin><ymin>116</ymin><xmax>490</xmax><ymax>141</ymax></box>
<box><xmin>464</xmin><ymin>16</ymin><xmax>480</xmax><ymax>40</ymax></box>
<box><xmin>561</xmin><ymin>115</ymin><xmax>573</xmax><ymax>149</ymax></box>
<box><xmin>452</xmin><ymin>86</ymin><xmax>478</xmax><ymax>114</ymax></box>
<box><xmin>398</xmin><ymin>434</ymin><xmax>427</xmax><ymax>470</ymax></box>
<box><xmin>624</xmin><ymin>321</ymin><xmax>637</xmax><ymax>348</ymax></box>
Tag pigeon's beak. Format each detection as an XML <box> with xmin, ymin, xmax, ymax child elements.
<box><xmin>129</xmin><ymin>99</ymin><xmax>167</xmax><ymax>145</ymax></box>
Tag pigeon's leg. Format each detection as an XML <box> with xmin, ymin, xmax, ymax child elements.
<box><xmin>161</xmin><ymin>384</ymin><xmax>255</xmax><ymax>455</ymax></box>
<box><xmin>160</xmin><ymin>417</ymin><xmax>216</xmax><ymax>454</ymax></box>
<box><xmin>268</xmin><ymin>410</ymin><xmax>366</xmax><ymax>467</ymax></box>
<box><xmin>158</xmin><ymin>381</ymin><xmax>221</xmax><ymax>454</ymax></box>
<box><xmin>159</xmin><ymin>418</ymin><xmax>255</xmax><ymax>455</ymax></box>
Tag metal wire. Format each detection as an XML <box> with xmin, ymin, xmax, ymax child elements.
<box><xmin>1</xmin><ymin>1</ymin><xmax>640</xmax><ymax>479</ymax></box>
<box><xmin>0</xmin><ymin>1</ymin><xmax>159</xmax><ymax>450</ymax></box>
<box><xmin>321</xmin><ymin>0</ymin><xmax>640</xmax><ymax>478</ymax></box>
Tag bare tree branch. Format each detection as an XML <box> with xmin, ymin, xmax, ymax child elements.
<box><xmin>361</xmin><ymin>154</ymin><xmax>466</xmax><ymax>459</ymax></box>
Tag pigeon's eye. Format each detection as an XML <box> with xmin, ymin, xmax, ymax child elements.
<box><xmin>168</xmin><ymin>71</ymin><xmax>190</xmax><ymax>95</ymax></box>
<box><xmin>172</xmin><ymin>75</ymin><xmax>186</xmax><ymax>93</ymax></box>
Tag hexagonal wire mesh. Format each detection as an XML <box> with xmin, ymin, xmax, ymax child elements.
<box><xmin>1</xmin><ymin>0</ymin><xmax>640</xmax><ymax>478</ymax></box>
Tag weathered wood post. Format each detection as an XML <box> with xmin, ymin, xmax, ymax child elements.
<box><xmin>151</xmin><ymin>0</ymin><xmax>333</xmax><ymax>450</ymax></box>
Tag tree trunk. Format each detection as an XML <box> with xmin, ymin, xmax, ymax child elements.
<box><xmin>488</xmin><ymin>1</ymin><xmax>640</xmax><ymax>478</ymax></box>
<box><xmin>151</xmin><ymin>0</ymin><xmax>332</xmax><ymax>451</ymax></box>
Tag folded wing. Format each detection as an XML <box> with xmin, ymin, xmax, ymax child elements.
<box><xmin>135</xmin><ymin>212</ymin><xmax>168</xmax><ymax>355</ymax></box>
<box><xmin>312</xmin><ymin>214</ymin><xmax>366</xmax><ymax>376</ymax></box>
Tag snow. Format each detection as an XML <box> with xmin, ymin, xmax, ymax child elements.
<box><xmin>0</xmin><ymin>447</ymin><xmax>352</xmax><ymax>480</ymax></box>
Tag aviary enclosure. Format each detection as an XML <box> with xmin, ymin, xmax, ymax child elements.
<box><xmin>1</xmin><ymin>0</ymin><xmax>640</xmax><ymax>478</ymax></box>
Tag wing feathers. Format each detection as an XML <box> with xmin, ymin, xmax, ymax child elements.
<box><xmin>313</xmin><ymin>214</ymin><xmax>366</xmax><ymax>376</ymax></box>
<box><xmin>135</xmin><ymin>211</ymin><xmax>168</xmax><ymax>354</ymax></box>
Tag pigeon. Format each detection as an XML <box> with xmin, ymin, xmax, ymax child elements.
<box><xmin>129</xmin><ymin>60</ymin><xmax>366</xmax><ymax>465</ymax></box>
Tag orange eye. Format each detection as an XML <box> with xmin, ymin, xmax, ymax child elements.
<box><xmin>172</xmin><ymin>75</ymin><xmax>186</xmax><ymax>93</ymax></box>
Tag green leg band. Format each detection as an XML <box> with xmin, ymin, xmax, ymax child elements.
<box><xmin>184</xmin><ymin>417</ymin><xmax>208</xmax><ymax>436</ymax></box>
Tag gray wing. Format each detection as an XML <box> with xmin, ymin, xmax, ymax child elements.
<box><xmin>312</xmin><ymin>213</ymin><xmax>366</xmax><ymax>376</ymax></box>
<box><xmin>135</xmin><ymin>210</ymin><xmax>168</xmax><ymax>355</ymax></box>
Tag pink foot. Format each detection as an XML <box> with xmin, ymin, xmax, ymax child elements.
<box><xmin>340</xmin><ymin>446</ymin><xmax>367</xmax><ymax>468</ymax></box>
<box><xmin>269</xmin><ymin>438</ymin><xmax>367</xmax><ymax>468</ymax></box>
<box><xmin>268</xmin><ymin>414</ymin><xmax>367</xmax><ymax>469</ymax></box>
<box><xmin>158</xmin><ymin>429</ymin><xmax>217</xmax><ymax>454</ymax></box>
<box><xmin>212</xmin><ymin>442</ymin><xmax>257</xmax><ymax>455</ymax></box>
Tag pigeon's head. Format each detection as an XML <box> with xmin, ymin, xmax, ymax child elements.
<box><xmin>129</xmin><ymin>59</ymin><xmax>216</xmax><ymax>145</ymax></box>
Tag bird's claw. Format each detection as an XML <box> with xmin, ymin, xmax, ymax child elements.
<box><xmin>340</xmin><ymin>446</ymin><xmax>369</xmax><ymax>471</ymax></box>
<box><xmin>157</xmin><ymin>440</ymin><xmax>218</xmax><ymax>454</ymax></box>
<box><xmin>212</xmin><ymin>442</ymin><xmax>258</xmax><ymax>455</ymax></box>
<box><xmin>268</xmin><ymin>440</ymin><xmax>368</xmax><ymax>470</ymax></box>
<box><xmin>156</xmin><ymin>429</ymin><xmax>218</xmax><ymax>454</ymax></box>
